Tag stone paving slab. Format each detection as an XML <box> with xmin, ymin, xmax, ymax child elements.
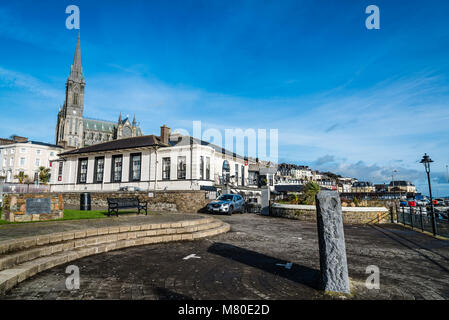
<box><xmin>0</xmin><ymin>214</ymin><xmax>206</xmax><ymax>242</ymax></box>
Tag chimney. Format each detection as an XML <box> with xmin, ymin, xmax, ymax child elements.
<box><xmin>160</xmin><ymin>125</ymin><xmax>171</xmax><ymax>145</ymax></box>
<box><xmin>12</xmin><ymin>136</ymin><xmax>28</xmax><ymax>143</ymax></box>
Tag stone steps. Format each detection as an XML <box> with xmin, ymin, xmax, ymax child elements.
<box><xmin>0</xmin><ymin>217</ymin><xmax>229</xmax><ymax>295</ymax></box>
<box><xmin>0</xmin><ymin>217</ymin><xmax>216</xmax><ymax>255</ymax></box>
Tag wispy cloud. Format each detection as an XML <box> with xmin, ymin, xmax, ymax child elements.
<box><xmin>0</xmin><ymin>66</ymin><xmax>60</xmax><ymax>99</ymax></box>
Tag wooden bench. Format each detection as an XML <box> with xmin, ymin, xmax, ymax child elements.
<box><xmin>107</xmin><ymin>197</ymin><xmax>148</xmax><ymax>217</ymax></box>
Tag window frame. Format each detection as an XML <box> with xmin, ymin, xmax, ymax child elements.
<box><xmin>77</xmin><ymin>158</ymin><xmax>88</xmax><ymax>184</ymax></box>
<box><xmin>129</xmin><ymin>153</ymin><xmax>142</xmax><ymax>182</ymax></box>
<box><xmin>94</xmin><ymin>156</ymin><xmax>105</xmax><ymax>184</ymax></box>
<box><xmin>58</xmin><ymin>161</ymin><xmax>64</xmax><ymax>182</ymax></box>
<box><xmin>206</xmin><ymin>157</ymin><xmax>210</xmax><ymax>180</ymax></box>
<box><xmin>177</xmin><ymin>156</ymin><xmax>186</xmax><ymax>180</ymax></box>
<box><xmin>162</xmin><ymin>157</ymin><xmax>171</xmax><ymax>181</ymax></box>
<box><xmin>111</xmin><ymin>155</ymin><xmax>123</xmax><ymax>183</ymax></box>
<box><xmin>199</xmin><ymin>156</ymin><xmax>204</xmax><ymax>180</ymax></box>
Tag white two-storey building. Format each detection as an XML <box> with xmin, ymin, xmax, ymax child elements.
<box><xmin>0</xmin><ymin>137</ymin><xmax>63</xmax><ymax>183</ymax></box>
<box><xmin>50</xmin><ymin>126</ymin><xmax>250</xmax><ymax>192</ymax></box>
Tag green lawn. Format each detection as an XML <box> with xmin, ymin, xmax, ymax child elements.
<box><xmin>0</xmin><ymin>208</ymin><xmax>147</xmax><ymax>225</ymax></box>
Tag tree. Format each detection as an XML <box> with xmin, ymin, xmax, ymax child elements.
<box><xmin>300</xmin><ymin>182</ymin><xmax>321</xmax><ymax>205</ymax></box>
<box><xmin>14</xmin><ymin>171</ymin><xmax>28</xmax><ymax>184</ymax></box>
<box><xmin>38</xmin><ymin>166</ymin><xmax>51</xmax><ymax>184</ymax></box>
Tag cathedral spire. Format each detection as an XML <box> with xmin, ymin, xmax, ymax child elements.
<box><xmin>68</xmin><ymin>31</ymin><xmax>84</xmax><ymax>83</ymax></box>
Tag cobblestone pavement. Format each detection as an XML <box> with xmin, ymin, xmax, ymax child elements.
<box><xmin>0</xmin><ymin>213</ymin><xmax>205</xmax><ymax>241</ymax></box>
<box><xmin>4</xmin><ymin>214</ymin><xmax>449</xmax><ymax>300</ymax></box>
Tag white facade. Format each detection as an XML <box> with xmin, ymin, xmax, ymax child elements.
<box><xmin>0</xmin><ymin>142</ymin><xmax>63</xmax><ymax>183</ymax></box>
<box><xmin>290</xmin><ymin>168</ymin><xmax>313</xmax><ymax>180</ymax></box>
<box><xmin>50</xmin><ymin>140</ymin><xmax>249</xmax><ymax>192</ymax></box>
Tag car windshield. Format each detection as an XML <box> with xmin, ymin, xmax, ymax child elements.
<box><xmin>217</xmin><ymin>195</ymin><xmax>234</xmax><ymax>201</ymax></box>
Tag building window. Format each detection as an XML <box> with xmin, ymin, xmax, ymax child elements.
<box><xmin>235</xmin><ymin>164</ymin><xmax>239</xmax><ymax>185</ymax></box>
<box><xmin>241</xmin><ymin>165</ymin><xmax>245</xmax><ymax>186</ymax></box>
<box><xmin>177</xmin><ymin>156</ymin><xmax>186</xmax><ymax>180</ymax></box>
<box><xmin>19</xmin><ymin>158</ymin><xmax>25</xmax><ymax>167</ymax></box>
<box><xmin>94</xmin><ymin>157</ymin><xmax>105</xmax><ymax>183</ymax></box>
<box><xmin>9</xmin><ymin>158</ymin><xmax>13</xmax><ymax>166</ymax></box>
<box><xmin>73</xmin><ymin>93</ymin><xmax>78</xmax><ymax>105</ymax></box>
<box><xmin>35</xmin><ymin>158</ymin><xmax>41</xmax><ymax>167</ymax></box>
<box><xmin>199</xmin><ymin>156</ymin><xmax>204</xmax><ymax>180</ymax></box>
<box><xmin>20</xmin><ymin>148</ymin><xmax>26</xmax><ymax>154</ymax></box>
<box><xmin>206</xmin><ymin>157</ymin><xmax>210</xmax><ymax>180</ymax></box>
<box><xmin>162</xmin><ymin>157</ymin><xmax>171</xmax><ymax>180</ymax></box>
<box><xmin>112</xmin><ymin>155</ymin><xmax>123</xmax><ymax>182</ymax></box>
<box><xmin>77</xmin><ymin>158</ymin><xmax>88</xmax><ymax>184</ymax></box>
<box><xmin>222</xmin><ymin>160</ymin><xmax>230</xmax><ymax>184</ymax></box>
<box><xmin>130</xmin><ymin>153</ymin><xmax>141</xmax><ymax>182</ymax></box>
<box><xmin>58</xmin><ymin>162</ymin><xmax>63</xmax><ymax>181</ymax></box>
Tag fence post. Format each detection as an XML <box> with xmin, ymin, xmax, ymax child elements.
<box><xmin>420</xmin><ymin>206</ymin><xmax>424</xmax><ymax>232</ymax></box>
<box><xmin>410</xmin><ymin>207</ymin><xmax>414</xmax><ymax>229</ymax></box>
<box><xmin>402</xmin><ymin>207</ymin><xmax>406</xmax><ymax>225</ymax></box>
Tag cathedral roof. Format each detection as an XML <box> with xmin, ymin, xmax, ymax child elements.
<box><xmin>83</xmin><ymin>118</ymin><xmax>116</xmax><ymax>133</ymax></box>
<box><xmin>83</xmin><ymin>118</ymin><xmax>143</xmax><ymax>135</ymax></box>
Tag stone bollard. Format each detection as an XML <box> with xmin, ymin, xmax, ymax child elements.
<box><xmin>315</xmin><ymin>190</ymin><xmax>351</xmax><ymax>294</ymax></box>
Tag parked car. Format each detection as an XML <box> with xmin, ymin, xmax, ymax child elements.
<box><xmin>207</xmin><ymin>194</ymin><xmax>245</xmax><ymax>215</ymax></box>
<box><xmin>400</xmin><ymin>201</ymin><xmax>408</xmax><ymax>207</ymax></box>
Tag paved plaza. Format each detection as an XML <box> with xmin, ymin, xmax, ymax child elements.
<box><xmin>3</xmin><ymin>213</ymin><xmax>449</xmax><ymax>300</ymax></box>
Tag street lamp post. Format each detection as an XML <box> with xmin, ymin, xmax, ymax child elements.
<box><xmin>420</xmin><ymin>153</ymin><xmax>437</xmax><ymax>236</ymax></box>
<box><xmin>392</xmin><ymin>169</ymin><xmax>398</xmax><ymax>200</ymax></box>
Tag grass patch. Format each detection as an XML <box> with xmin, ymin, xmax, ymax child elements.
<box><xmin>62</xmin><ymin>209</ymin><xmax>109</xmax><ymax>220</ymax></box>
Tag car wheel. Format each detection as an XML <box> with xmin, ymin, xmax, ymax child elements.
<box><xmin>228</xmin><ymin>206</ymin><xmax>233</xmax><ymax>215</ymax></box>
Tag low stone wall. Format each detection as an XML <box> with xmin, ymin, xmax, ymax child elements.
<box><xmin>61</xmin><ymin>190</ymin><xmax>210</xmax><ymax>213</ymax></box>
<box><xmin>2</xmin><ymin>193</ymin><xmax>64</xmax><ymax>222</ymax></box>
<box><xmin>270</xmin><ymin>203</ymin><xmax>390</xmax><ymax>224</ymax></box>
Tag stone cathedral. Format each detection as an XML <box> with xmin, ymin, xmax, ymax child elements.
<box><xmin>55</xmin><ymin>33</ymin><xmax>143</xmax><ymax>149</ymax></box>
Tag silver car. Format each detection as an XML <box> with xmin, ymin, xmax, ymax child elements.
<box><xmin>207</xmin><ymin>194</ymin><xmax>245</xmax><ymax>215</ymax></box>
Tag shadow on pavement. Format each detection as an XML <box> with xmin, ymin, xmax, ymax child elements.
<box><xmin>207</xmin><ymin>242</ymin><xmax>320</xmax><ymax>290</ymax></box>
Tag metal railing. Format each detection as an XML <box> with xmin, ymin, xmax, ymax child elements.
<box><xmin>396</xmin><ymin>205</ymin><xmax>449</xmax><ymax>238</ymax></box>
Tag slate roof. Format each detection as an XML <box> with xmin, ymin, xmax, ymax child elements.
<box><xmin>59</xmin><ymin>135</ymin><xmax>165</xmax><ymax>156</ymax></box>
<box><xmin>83</xmin><ymin>118</ymin><xmax>116</xmax><ymax>133</ymax></box>
<box><xmin>83</xmin><ymin>117</ymin><xmax>143</xmax><ymax>135</ymax></box>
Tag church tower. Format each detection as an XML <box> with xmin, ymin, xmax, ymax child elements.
<box><xmin>56</xmin><ymin>32</ymin><xmax>85</xmax><ymax>148</ymax></box>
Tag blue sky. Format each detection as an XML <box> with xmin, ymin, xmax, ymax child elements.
<box><xmin>0</xmin><ymin>0</ymin><xmax>449</xmax><ymax>196</ymax></box>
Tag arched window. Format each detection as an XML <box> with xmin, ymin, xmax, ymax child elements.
<box><xmin>73</xmin><ymin>93</ymin><xmax>78</xmax><ymax>105</ymax></box>
<box><xmin>222</xmin><ymin>160</ymin><xmax>230</xmax><ymax>184</ymax></box>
